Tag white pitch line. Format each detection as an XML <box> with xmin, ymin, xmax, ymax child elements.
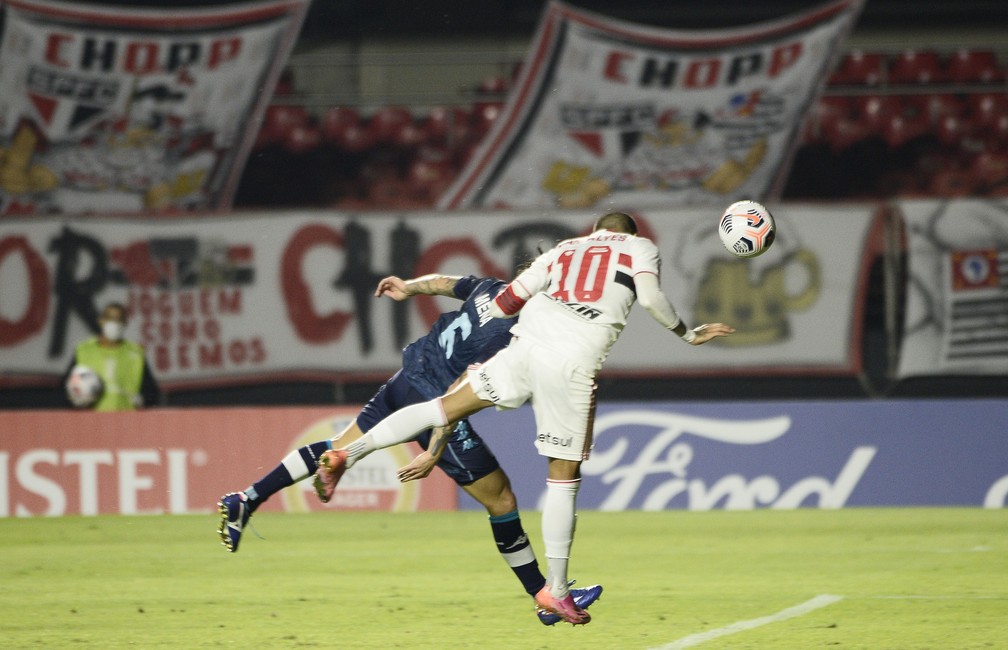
<box><xmin>651</xmin><ymin>594</ymin><xmax>844</xmax><ymax>650</ymax></box>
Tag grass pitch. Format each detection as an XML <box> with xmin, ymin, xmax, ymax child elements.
<box><xmin>1</xmin><ymin>508</ymin><xmax>1005</xmax><ymax>649</ymax></box>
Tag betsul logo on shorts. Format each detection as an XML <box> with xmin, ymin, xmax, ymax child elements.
<box><xmin>476</xmin><ymin>367</ymin><xmax>500</xmax><ymax>403</ymax></box>
<box><xmin>536</xmin><ymin>431</ymin><xmax>574</xmax><ymax>448</ymax></box>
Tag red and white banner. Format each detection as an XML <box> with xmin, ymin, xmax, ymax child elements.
<box><xmin>439</xmin><ymin>0</ymin><xmax>863</xmax><ymax>210</ymax></box>
<box><xmin>0</xmin><ymin>0</ymin><xmax>308</xmax><ymax>215</ymax></box>
<box><xmin>0</xmin><ymin>406</ymin><xmax>458</xmax><ymax>517</ymax></box>
<box><xmin>897</xmin><ymin>199</ymin><xmax>1008</xmax><ymax>377</ymax></box>
<box><xmin>0</xmin><ymin>205</ymin><xmax>879</xmax><ymax>389</ymax></box>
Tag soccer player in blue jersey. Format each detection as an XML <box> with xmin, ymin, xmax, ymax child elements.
<box><xmin>217</xmin><ymin>272</ymin><xmax>601</xmax><ymax>625</ymax></box>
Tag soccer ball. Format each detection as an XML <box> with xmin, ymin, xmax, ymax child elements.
<box><xmin>66</xmin><ymin>364</ymin><xmax>104</xmax><ymax>408</ymax></box>
<box><xmin>718</xmin><ymin>200</ymin><xmax>776</xmax><ymax>258</ymax></box>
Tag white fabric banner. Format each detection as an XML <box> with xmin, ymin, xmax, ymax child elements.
<box><xmin>897</xmin><ymin>199</ymin><xmax>1008</xmax><ymax>377</ymax></box>
<box><xmin>0</xmin><ymin>205</ymin><xmax>878</xmax><ymax>389</ymax></box>
<box><xmin>439</xmin><ymin>0</ymin><xmax>863</xmax><ymax>210</ymax></box>
<box><xmin>0</xmin><ymin>0</ymin><xmax>308</xmax><ymax>215</ymax></box>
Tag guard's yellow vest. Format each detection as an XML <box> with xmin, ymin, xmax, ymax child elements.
<box><xmin>74</xmin><ymin>337</ymin><xmax>146</xmax><ymax>411</ymax></box>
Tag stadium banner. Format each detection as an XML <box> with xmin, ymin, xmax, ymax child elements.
<box><xmin>0</xmin><ymin>205</ymin><xmax>878</xmax><ymax>389</ymax></box>
<box><xmin>0</xmin><ymin>0</ymin><xmax>309</xmax><ymax>215</ymax></box>
<box><xmin>896</xmin><ymin>199</ymin><xmax>1008</xmax><ymax>377</ymax></box>
<box><xmin>0</xmin><ymin>406</ymin><xmax>458</xmax><ymax>517</ymax></box>
<box><xmin>463</xmin><ymin>398</ymin><xmax>1008</xmax><ymax>511</ymax></box>
<box><xmin>438</xmin><ymin>0</ymin><xmax>864</xmax><ymax>210</ymax></box>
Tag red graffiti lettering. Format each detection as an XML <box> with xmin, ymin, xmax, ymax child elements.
<box><xmin>281</xmin><ymin>224</ymin><xmax>352</xmax><ymax>343</ymax></box>
<box><xmin>0</xmin><ymin>236</ymin><xmax>50</xmax><ymax>345</ymax></box>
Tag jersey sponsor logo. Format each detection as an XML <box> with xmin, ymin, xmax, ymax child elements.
<box><xmin>536</xmin><ymin>431</ymin><xmax>573</xmax><ymax>448</ymax></box>
<box><xmin>550</xmin><ymin>295</ymin><xmax>602</xmax><ymax>320</ymax></box>
<box><xmin>476</xmin><ymin>367</ymin><xmax>500</xmax><ymax>403</ymax></box>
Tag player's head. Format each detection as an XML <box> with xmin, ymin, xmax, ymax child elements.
<box><xmin>594</xmin><ymin>212</ymin><xmax>637</xmax><ymax>235</ymax></box>
<box><xmin>99</xmin><ymin>302</ymin><xmax>128</xmax><ymax>343</ymax></box>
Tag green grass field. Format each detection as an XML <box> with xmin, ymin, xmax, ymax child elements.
<box><xmin>1</xmin><ymin>508</ymin><xmax>1005</xmax><ymax>649</ymax></box>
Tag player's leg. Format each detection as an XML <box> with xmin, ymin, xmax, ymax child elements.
<box><xmin>335</xmin><ymin>378</ymin><xmax>492</xmax><ymax>469</ymax></box>
<box><xmin>530</xmin><ymin>357</ymin><xmax>596</xmax><ymax>625</ymax></box>
<box><xmin>217</xmin><ymin>371</ymin><xmax>401</xmax><ymax>551</ymax></box>
<box><xmin>429</xmin><ymin>422</ymin><xmax>602</xmax><ymax>624</ymax></box>
<box><xmin>437</xmin><ymin>422</ymin><xmax>547</xmax><ymax>598</ymax></box>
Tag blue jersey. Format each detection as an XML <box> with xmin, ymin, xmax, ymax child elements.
<box><xmin>402</xmin><ymin>276</ymin><xmax>515</xmax><ymax>400</ymax></box>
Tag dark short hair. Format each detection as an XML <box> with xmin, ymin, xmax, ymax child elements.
<box><xmin>593</xmin><ymin>212</ymin><xmax>637</xmax><ymax>235</ymax></box>
<box><xmin>101</xmin><ymin>302</ymin><xmax>127</xmax><ymax>322</ymax></box>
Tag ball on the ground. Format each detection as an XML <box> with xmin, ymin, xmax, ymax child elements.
<box><xmin>718</xmin><ymin>200</ymin><xmax>776</xmax><ymax>258</ymax></box>
<box><xmin>66</xmin><ymin>364</ymin><xmax>104</xmax><ymax>408</ymax></box>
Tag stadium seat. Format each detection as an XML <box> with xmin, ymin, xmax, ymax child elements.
<box><xmin>966</xmin><ymin>93</ymin><xmax>1008</xmax><ymax>131</ymax></box>
<box><xmin>331</xmin><ymin>120</ymin><xmax>378</xmax><ymax>153</ymax></box>
<box><xmin>282</xmin><ymin>122</ymin><xmax>323</xmax><ymax>154</ymax></box>
<box><xmin>934</xmin><ymin>114</ymin><xmax>974</xmax><ymax>148</ymax></box>
<box><xmin>477</xmin><ymin>74</ymin><xmax>510</xmax><ymax>97</ymax></box>
<box><xmin>928</xmin><ymin>168</ymin><xmax>979</xmax><ymax>196</ymax></box>
<box><xmin>389</xmin><ymin>119</ymin><xmax>428</xmax><ymax>150</ymax></box>
<box><xmin>369</xmin><ymin>106</ymin><xmax>414</xmax><ymax>144</ymax></box>
<box><xmin>888</xmin><ymin>50</ymin><xmax>945</xmax><ymax>85</ymax></box>
<box><xmin>854</xmin><ymin>95</ymin><xmax>902</xmax><ymax>136</ymax></box>
<box><xmin>423</xmin><ymin>106</ymin><xmax>473</xmax><ymax>145</ymax></box>
<box><xmin>472</xmin><ymin>101</ymin><xmax>504</xmax><ymax>136</ymax></box>
<box><xmin>822</xmin><ymin>116</ymin><xmax>869</xmax><ymax>152</ymax></box>
<box><xmin>946</xmin><ymin>49</ymin><xmax>1006</xmax><ymax>84</ymax></box>
<box><xmin>971</xmin><ymin>151</ymin><xmax>1008</xmax><ymax>187</ymax></box>
<box><xmin>321</xmin><ymin>106</ymin><xmax>361</xmax><ymax>143</ymax></box>
<box><xmin>828</xmin><ymin>51</ymin><xmax>885</xmax><ymax>86</ymax></box>
<box><xmin>258</xmin><ymin>105</ymin><xmax>310</xmax><ymax>147</ymax></box>
<box><xmin>880</xmin><ymin>113</ymin><xmax>929</xmax><ymax>148</ymax></box>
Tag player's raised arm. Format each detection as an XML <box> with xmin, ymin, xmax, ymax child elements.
<box><xmin>374</xmin><ymin>274</ymin><xmax>462</xmax><ymax>301</ymax></box>
<box><xmin>634</xmin><ymin>272</ymin><xmax>734</xmax><ymax>345</ymax></box>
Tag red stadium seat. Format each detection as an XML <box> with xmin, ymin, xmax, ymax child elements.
<box><xmin>282</xmin><ymin>122</ymin><xmax>322</xmax><ymax>154</ymax></box>
<box><xmin>369</xmin><ymin>106</ymin><xmax>414</xmax><ymax>144</ymax></box>
<box><xmin>320</xmin><ymin>106</ymin><xmax>361</xmax><ymax>144</ymax></box>
<box><xmin>331</xmin><ymin>121</ymin><xmax>378</xmax><ymax>153</ymax></box>
<box><xmin>477</xmin><ymin>74</ymin><xmax>510</xmax><ymax>96</ymax></box>
<box><xmin>828</xmin><ymin>51</ymin><xmax>885</xmax><ymax>86</ymax></box>
<box><xmin>472</xmin><ymin>102</ymin><xmax>504</xmax><ymax>136</ymax></box>
<box><xmin>928</xmin><ymin>168</ymin><xmax>979</xmax><ymax>197</ymax></box>
<box><xmin>888</xmin><ymin>50</ymin><xmax>945</xmax><ymax>85</ymax></box>
<box><xmin>822</xmin><ymin>116</ymin><xmax>869</xmax><ymax>152</ymax></box>
<box><xmin>946</xmin><ymin>49</ymin><xmax>1005</xmax><ymax>84</ymax></box>
<box><xmin>853</xmin><ymin>95</ymin><xmax>902</xmax><ymax>136</ymax></box>
<box><xmin>934</xmin><ymin>114</ymin><xmax>974</xmax><ymax>148</ymax></box>
<box><xmin>971</xmin><ymin>151</ymin><xmax>1008</xmax><ymax>186</ymax></box>
<box><xmin>966</xmin><ymin>93</ymin><xmax>1008</xmax><ymax>131</ymax></box>
<box><xmin>424</xmin><ymin>106</ymin><xmax>473</xmax><ymax>145</ymax></box>
<box><xmin>389</xmin><ymin>120</ymin><xmax>428</xmax><ymax>150</ymax></box>
<box><xmin>258</xmin><ymin>105</ymin><xmax>310</xmax><ymax>147</ymax></box>
<box><xmin>880</xmin><ymin>113</ymin><xmax>929</xmax><ymax>148</ymax></box>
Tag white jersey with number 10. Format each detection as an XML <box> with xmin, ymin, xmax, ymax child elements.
<box><xmin>509</xmin><ymin>229</ymin><xmax>661</xmax><ymax>369</ymax></box>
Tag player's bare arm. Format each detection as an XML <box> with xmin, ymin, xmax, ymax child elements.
<box><xmin>396</xmin><ymin>424</ymin><xmax>453</xmax><ymax>483</ymax></box>
<box><xmin>374</xmin><ymin>274</ymin><xmax>462</xmax><ymax>301</ymax></box>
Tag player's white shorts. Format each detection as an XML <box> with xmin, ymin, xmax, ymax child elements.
<box><xmin>466</xmin><ymin>335</ymin><xmax>596</xmax><ymax>462</ymax></box>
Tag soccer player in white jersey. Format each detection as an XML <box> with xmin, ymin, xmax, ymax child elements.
<box><xmin>314</xmin><ymin>212</ymin><xmax>734</xmax><ymax>625</ymax></box>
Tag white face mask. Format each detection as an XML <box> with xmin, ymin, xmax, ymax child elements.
<box><xmin>102</xmin><ymin>321</ymin><xmax>125</xmax><ymax>342</ymax></box>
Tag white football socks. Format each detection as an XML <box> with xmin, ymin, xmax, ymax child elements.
<box><xmin>344</xmin><ymin>398</ymin><xmax>449</xmax><ymax>467</ymax></box>
<box><xmin>542</xmin><ymin>478</ymin><xmax>580</xmax><ymax>598</ymax></box>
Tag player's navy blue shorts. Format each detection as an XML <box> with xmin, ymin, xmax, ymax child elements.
<box><xmin>356</xmin><ymin>369</ymin><xmax>501</xmax><ymax>486</ymax></box>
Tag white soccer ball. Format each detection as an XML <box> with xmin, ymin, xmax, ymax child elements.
<box><xmin>718</xmin><ymin>200</ymin><xmax>776</xmax><ymax>258</ymax></box>
<box><xmin>66</xmin><ymin>364</ymin><xmax>104</xmax><ymax>408</ymax></box>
